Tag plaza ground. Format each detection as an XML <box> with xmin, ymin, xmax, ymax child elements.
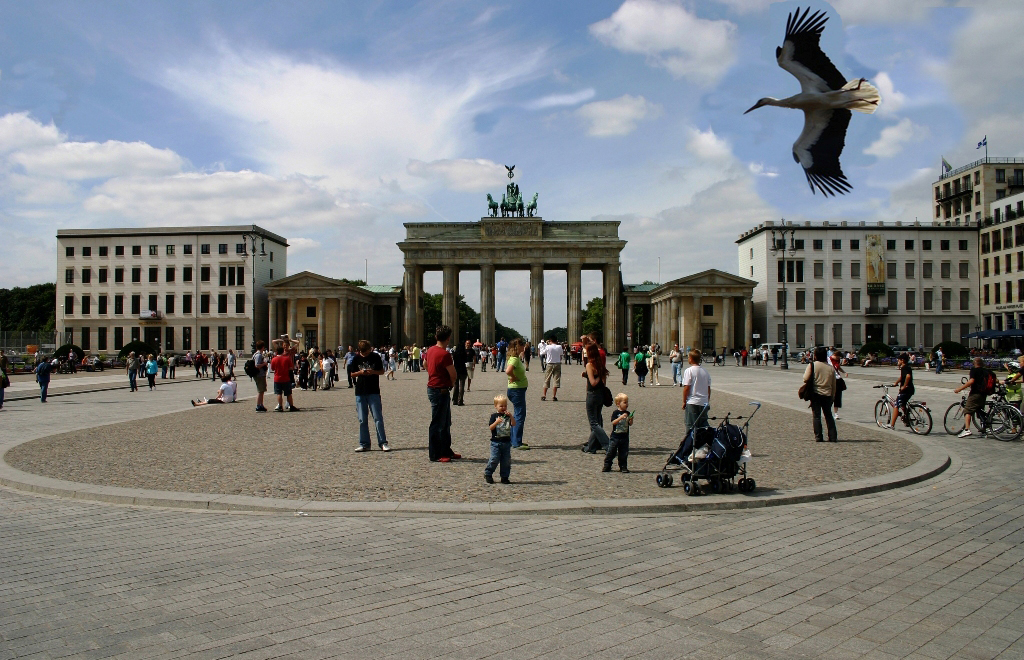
<box><xmin>1</xmin><ymin>362</ymin><xmax>1022</xmax><ymax>658</ymax></box>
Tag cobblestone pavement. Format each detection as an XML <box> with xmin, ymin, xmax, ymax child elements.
<box><xmin>2</xmin><ymin>366</ymin><xmax>1023</xmax><ymax>659</ymax></box>
<box><xmin>5</xmin><ymin>367</ymin><xmax>920</xmax><ymax>502</ymax></box>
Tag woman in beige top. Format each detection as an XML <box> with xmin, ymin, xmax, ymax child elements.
<box><xmin>802</xmin><ymin>345</ymin><xmax>838</xmax><ymax>442</ymax></box>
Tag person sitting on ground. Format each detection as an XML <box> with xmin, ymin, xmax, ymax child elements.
<box><xmin>192</xmin><ymin>375</ymin><xmax>237</xmax><ymax>406</ymax></box>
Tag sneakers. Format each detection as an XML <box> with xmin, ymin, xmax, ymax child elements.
<box><xmin>256</xmin><ymin>405</ymin><xmax>267</xmax><ymax>412</ymax></box>
<box><xmin>484</xmin><ymin>474</ymin><xmax>495</xmax><ymax>484</ymax></box>
<box><xmin>833</xmin><ymin>413</ymin><xmax>841</xmax><ymax>420</ymax></box>
<box><xmin>381</xmin><ymin>444</ymin><xmax>391</xmax><ymax>452</ymax></box>
<box><xmin>190</xmin><ymin>400</ymin><xmax>197</xmax><ymax>407</ymax></box>
<box><xmin>274</xmin><ymin>405</ymin><xmax>283</xmax><ymax>412</ymax></box>
<box><xmin>620</xmin><ymin>468</ymin><xmax>630</xmax><ymax>473</ymax></box>
<box><xmin>354</xmin><ymin>446</ymin><xmax>369</xmax><ymax>452</ymax></box>
<box><xmin>451</xmin><ymin>453</ymin><xmax>462</xmax><ymax>459</ymax></box>
<box><xmin>289</xmin><ymin>406</ymin><xmax>301</xmax><ymax>412</ymax></box>
<box><xmin>957</xmin><ymin>429</ymin><xmax>972</xmax><ymax>438</ymax></box>
<box><xmin>552</xmin><ymin>397</ymin><xmax>558</xmax><ymax>402</ymax></box>
<box><xmin>500</xmin><ymin>478</ymin><xmax>512</xmax><ymax>484</ymax></box>
<box><xmin>514</xmin><ymin>444</ymin><xmax>530</xmax><ymax>451</ymax></box>
<box><xmin>602</xmin><ymin>466</ymin><xmax>611</xmax><ymax>472</ymax></box>
<box><xmin>541</xmin><ymin>396</ymin><xmax>546</xmax><ymax>401</ymax></box>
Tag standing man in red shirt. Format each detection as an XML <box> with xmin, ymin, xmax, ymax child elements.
<box><xmin>270</xmin><ymin>344</ymin><xmax>300</xmax><ymax>412</ymax></box>
<box><xmin>426</xmin><ymin>325</ymin><xmax>460</xmax><ymax>462</ymax></box>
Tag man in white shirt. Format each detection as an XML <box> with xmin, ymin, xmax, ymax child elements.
<box><xmin>681</xmin><ymin>349</ymin><xmax>711</xmax><ymax>430</ymax></box>
<box><xmin>192</xmin><ymin>375</ymin><xmax>237</xmax><ymax>405</ymax></box>
<box><xmin>540</xmin><ymin>336</ymin><xmax>563</xmax><ymax>401</ymax></box>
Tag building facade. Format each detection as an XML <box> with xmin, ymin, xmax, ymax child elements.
<box><xmin>56</xmin><ymin>225</ymin><xmax>287</xmax><ymax>355</ymax></box>
<box><xmin>932</xmin><ymin>157</ymin><xmax>1024</xmax><ymax>227</ymax></box>
<box><xmin>737</xmin><ymin>220</ymin><xmax>979</xmax><ymax>350</ymax></box>
<box><xmin>980</xmin><ymin>190</ymin><xmax>1024</xmax><ymax>332</ymax></box>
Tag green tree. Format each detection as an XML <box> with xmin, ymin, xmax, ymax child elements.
<box><xmin>420</xmin><ymin>293</ymin><xmax>521</xmax><ymax>344</ymax></box>
<box><xmin>0</xmin><ymin>283</ymin><xmax>56</xmax><ymax>331</ymax></box>
<box><xmin>543</xmin><ymin>327</ymin><xmax>567</xmax><ymax>342</ymax></box>
<box><xmin>581</xmin><ymin>296</ymin><xmax>604</xmax><ymax>339</ymax></box>
<box><xmin>339</xmin><ymin>278</ymin><xmax>366</xmax><ymax>286</ymax></box>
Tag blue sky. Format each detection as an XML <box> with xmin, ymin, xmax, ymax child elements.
<box><xmin>2</xmin><ymin>0</ymin><xmax>1021</xmax><ymax>331</ymax></box>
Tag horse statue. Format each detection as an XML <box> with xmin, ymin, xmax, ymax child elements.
<box><xmin>515</xmin><ymin>196</ymin><xmax>525</xmax><ymax>217</ymax></box>
<box><xmin>526</xmin><ymin>192</ymin><xmax>538</xmax><ymax>217</ymax></box>
<box><xmin>486</xmin><ymin>194</ymin><xmax>499</xmax><ymax>217</ymax></box>
<box><xmin>500</xmin><ymin>193</ymin><xmax>510</xmax><ymax>217</ymax></box>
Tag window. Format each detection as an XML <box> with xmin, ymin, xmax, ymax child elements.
<box><xmin>940</xmin><ymin>262</ymin><xmax>951</xmax><ymax>279</ymax></box>
<box><xmin>201</xmin><ymin>244</ymin><xmax>210</xmax><ymax>255</ymax></box>
<box><xmin>906</xmin><ymin>290</ymin><xmax>916</xmax><ymax>311</ymax></box>
<box><xmin>796</xmin><ymin>290</ymin><xmax>806</xmax><ymax>310</ymax></box>
<box><xmin>183</xmin><ymin>294</ymin><xmax>192</xmax><ymax>314</ymax></box>
<box><xmin>269</xmin><ymin>269</ymin><xmax>273</xmax><ymax>280</ymax></box>
<box><xmin>148</xmin><ymin>245</ymin><xmax>157</xmax><ymax>256</ymax></box>
<box><xmin>131</xmin><ymin>295</ymin><xmax>141</xmax><ymax>315</ymax></box>
<box><xmin>996</xmin><ymin>168</ymin><xmax>1006</xmax><ymax>183</ymax></box>
<box><xmin>64</xmin><ymin>295</ymin><xmax>74</xmax><ymax>315</ymax></box>
<box><xmin>906</xmin><ymin>324</ymin><xmax>915</xmax><ymax>348</ymax></box>
<box><xmin>228</xmin><ymin>267</ymin><xmax>235</xmax><ymax>287</ymax></box>
<box><xmin>961</xmin><ymin>261</ymin><xmax>970</xmax><ymax>279</ymax></box>
<box><xmin>115</xmin><ymin>245</ymin><xmax>125</xmax><ymax>256</ymax></box>
<box><xmin>922</xmin><ymin>240</ymin><xmax>932</xmax><ymax>251</ymax></box>
<box><xmin>82</xmin><ymin>246</ymin><xmax>91</xmax><ymax>257</ymax></box>
<box><xmin>852</xmin><ymin>324</ymin><xmax>862</xmax><ymax>346</ymax></box>
<box><xmin>940</xmin><ymin>240</ymin><xmax>950</xmax><ymax>251</ymax></box>
<box><xmin>1008</xmin><ymin>281</ymin><xmax>1014</xmax><ymax>304</ymax></box>
<box><xmin>98</xmin><ymin>327</ymin><xmax>107</xmax><ymax>351</ymax></box>
<box><xmin>98</xmin><ymin>268</ymin><xmax>107</xmax><ymax>284</ymax></box>
<box><xmin>235</xmin><ymin>243</ymin><xmax>245</xmax><ymax>254</ymax></box>
<box><xmin>270</xmin><ymin>251</ymin><xmax>274</xmax><ymax>262</ymax></box>
<box><xmin>166</xmin><ymin>244</ymin><xmax>175</xmax><ymax>255</ymax></box>
<box><xmin>98</xmin><ymin>295</ymin><xmax>107</xmax><ymax>315</ymax></box>
<box><xmin>924</xmin><ymin>290</ymin><xmax>933</xmax><ymax>311</ymax></box>
<box><xmin>65</xmin><ymin>268</ymin><xmax>74</xmax><ymax>283</ymax></box>
<box><xmin>132</xmin><ymin>267</ymin><xmax>141</xmax><ymax>283</ymax></box>
<box><xmin>80</xmin><ymin>328</ymin><xmax>90</xmax><ymax>351</ymax></box>
<box><xmin>832</xmin><ymin>290</ymin><xmax>843</xmax><ymax>311</ymax></box>
<box><xmin>236</xmin><ymin>293</ymin><xmax>246</xmax><ymax>314</ymax></box>
<box><xmin>850</xmin><ymin>239</ymin><xmax>860</xmax><ymax>250</ymax></box>
<box><xmin>217</xmin><ymin>326</ymin><xmax>228</xmax><ymax>351</ymax></box>
<box><xmin>851</xmin><ymin>290</ymin><xmax>861</xmax><ymax>311</ymax></box>
<box><xmin>702</xmin><ymin>304</ymin><xmax>713</xmax><ymax>316</ymax></box>
<box><xmin>65</xmin><ymin>246</ymin><xmax>74</xmax><ymax>257</ymax></box>
<box><xmin>200</xmin><ymin>266</ymin><xmax>210</xmax><ymax>282</ymax></box>
<box><xmin>905</xmin><ymin>240</ymin><xmax>914</xmax><ymax>250</ymax></box>
<box><xmin>131</xmin><ymin>327</ymin><xmax>140</xmax><ymax>342</ymax></box>
<box><xmin>749</xmin><ymin>248</ymin><xmax>753</xmax><ymax>258</ymax></box>
<box><xmin>148</xmin><ymin>294</ymin><xmax>158</xmax><ymax>313</ymax></box>
<box><xmin>81</xmin><ymin>296</ymin><xmax>91</xmax><ymax>315</ymax></box>
<box><xmin>886</xmin><ymin>262</ymin><xmax>897</xmax><ymax>279</ymax></box>
<box><xmin>200</xmin><ymin>294</ymin><xmax>210</xmax><ymax>314</ymax></box>
<box><xmin>236</xmin><ymin>266</ymin><xmax>244</xmax><ymax>284</ymax></box>
<box><xmin>886</xmin><ymin>239</ymin><xmax>896</xmax><ymax>250</ymax></box>
<box><xmin>832</xmin><ymin>239</ymin><xmax>842</xmax><ymax>250</ymax></box>
<box><xmin>813</xmin><ymin>239</ymin><xmax>823</xmax><ymax>250</ymax></box>
<box><xmin>218</xmin><ymin>294</ymin><xmax>228</xmax><ymax>314</ymax></box>
<box><xmin>115</xmin><ymin>267</ymin><xmax>124</xmax><ymax>283</ymax></box>
<box><xmin>887</xmin><ymin>323</ymin><xmax>898</xmax><ymax>345</ymax></box>
<box><xmin>998</xmin><ymin>189</ymin><xmax>1006</xmax><ymax>199</ymax></box>
<box><xmin>1007</xmin><ymin>254</ymin><xmax>1013</xmax><ymax>274</ymax></box>
<box><xmin>219</xmin><ymin>266</ymin><xmax>227</xmax><ymax>287</ymax></box>
<box><xmin>183</xmin><ymin>266</ymin><xmax>193</xmax><ymax>282</ymax></box>
<box><xmin>99</xmin><ymin>246</ymin><xmax>108</xmax><ymax>257</ymax></box>
<box><xmin>813</xmin><ymin>262</ymin><xmax>824</xmax><ymax>279</ymax></box>
<box><xmin>959</xmin><ymin>239</ymin><xmax>969</xmax><ymax>251</ymax></box>
<box><xmin>149</xmin><ymin>267</ymin><xmax>158</xmax><ymax>283</ymax></box>
<box><xmin>923</xmin><ymin>262</ymin><xmax>933</xmax><ymax>279</ymax></box>
<box><xmin>306</xmin><ymin>305</ymin><xmax>317</xmax><ymax>317</ymax></box>
<box><xmin>815</xmin><ymin>323</ymin><xmax>825</xmax><ymax>346</ymax></box>
<box><xmin>941</xmin><ymin>290</ymin><xmax>952</xmax><ymax>311</ymax></box>
<box><xmin>887</xmin><ymin>290</ymin><xmax>898</xmax><ymax>312</ymax></box>
<box><xmin>832</xmin><ymin>262</ymin><xmax>842</xmax><ymax>278</ymax></box>
<box><xmin>814</xmin><ymin>290</ymin><xmax>824</xmax><ymax>311</ymax></box>
<box><xmin>166</xmin><ymin>294</ymin><xmax>175</xmax><ymax>315</ymax></box>
<box><xmin>982</xmin><ymin>234</ymin><xmax>991</xmax><ymax>254</ymax></box>
<box><xmin>751</xmin><ymin>266</ymin><xmax>754</xmax><ymax>277</ymax></box>
<box><xmin>991</xmin><ymin>257</ymin><xmax>996</xmax><ymax>276</ymax></box>
<box><xmin>850</xmin><ymin>261</ymin><xmax>861</xmax><ymax>278</ymax></box>
<box><xmin>114</xmin><ymin>295</ymin><xmax>123</xmax><ymax>315</ymax></box>
<box><xmin>218</xmin><ymin>244</ymin><xmax>228</xmax><ymax>255</ymax></box>
<box><xmin>796</xmin><ymin>324</ymin><xmax>805</xmax><ymax>347</ymax></box>
<box><xmin>114</xmin><ymin>326</ymin><xmax>124</xmax><ymax>350</ymax></box>
<box><xmin>183</xmin><ymin>244</ymin><xmax>193</xmax><ymax>255</ymax></box>
<box><xmin>777</xmin><ymin>290</ymin><xmax>787</xmax><ymax>310</ymax></box>
<box><xmin>165</xmin><ymin>327</ymin><xmax>174</xmax><ymax>351</ymax></box>
<box><xmin>236</xmin><ymin>326</ymin><xmax>245</xmax><ymax>351</ymax></box>
<box><xmin>905</xmin><ymin>262</ymin><xmax>915</xmax><ymax>279</ymax></box>
<box><xmin>1019</xmin><ymin>280</ymin><xmax>1024</xmax><ymax>302</ymax></box>
<box><xmin>182</xmin><ymin>327</ymin><xmax>192</xmax><ymax>350</ymax></box>
<box><xmin>794</xmin><ymin>240</ymin><xmax>805</xmax><ymax>250</ymax></box>
<box><xmin>166</xmin><ymin>267</ymin><xmax>175</xmax><ymax>283</ymax></box>
<box><xmin>983</xmin><ymin>285</ymin><xmax>990</xmax><ymax>306</ymax></box>
<box><xmin>200</xmin><ymin>326</ymin><xmax>210</xmax><ymax>351</ymax></box>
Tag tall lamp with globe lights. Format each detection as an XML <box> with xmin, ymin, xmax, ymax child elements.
<box><xmin>769</xmin><ymin>223</ymin><xmax>796</xmax><ymax>370</ymax></box>
<box><xmin>240</xmin><ymin>227</ymin><xmax>267</xmax><ymax>354</ymax></box>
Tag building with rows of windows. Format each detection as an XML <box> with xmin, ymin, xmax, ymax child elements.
<box><xmin>931</xmin><ymin>157</ymin><xmax>1024</xmax><ymax>228</ymax></box>
<box><xmin>55</xmin><ymin>226</ymin><xmax>288</xmax><ymax>355</ymax></box>
<box><xmin>737</xmin><ymin>220</ymin><xmax>978</xmax><ymax>351</ymax></box>
<box><xmin>980</xmin><ymin>190</ymin><xmax>1024</xmax><ymax>333</ymax></box>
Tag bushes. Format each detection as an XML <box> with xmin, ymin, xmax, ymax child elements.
<box><xmin>931</xmin><ymin>341</ymin><xmax>968</xmax><ymax>359</ymax></box>
<box><xmin>117</xmin><ymin>341</ymin><xmax>157</xmax><ymax>359</ymax></box>
<box><xmin>53</xmin><ymin>344</ymin><xmax>83</xmax><ymax>360</ymax></box>
<box><xmin>857</xmin><ymin>341</ymin><xmax>892</xmax><ymax>357</ymax></box>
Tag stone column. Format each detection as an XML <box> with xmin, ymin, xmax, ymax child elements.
<box><xmin>442</xmin><ymin>265</ymin><xmax>459</xmax><ymax>345</ymax></box>
<box><xmin>480</xmin><ymin>264</ymin><xmax>495</xmax><ymax>345</ymax></box>
<box><xmin>415</xmin><ymin>267</ymin><xmax>424</xmax><ymax>346</ymax></box>
<box><xmin>692</xmin><ymin>295</ymin><xmax>703</xmax><ymax>350</ymax></box>
<box><xmin>669</xmin><ymin>297</ymin><xmax>679</xmax><ymax>346</ymax></box>
<box><xmin>625</xmin><ymin>301</ymin><xmax>634</xmax><ymax>348</ymax></box>
<box><xmin>347</xmin><ymin>299</ymin><xmax>355</xmax><ymax>345</ymax></box>
<box><xmin>677</xmin><ymin>298</ymin><xmax>686</xmax><ymax>350</ymax></box>
<box><xmin>403</xmin><ymin>266</ymin><xmax>417</xmax><ymax>346</ymax></box>
<box><xmin>390</xmin><ymin>301</ymin><xmax>398</xmax><ymax>345</ymax></box>
<box><xmin>567</xmin><ymin>264</ymin><xmax>582</xmax><ymax>343</ymax></box>
<box><xmin>721</xmin><ymin>294</ymin><xmax>732</xmax><ymax>352</ymax></box>
<box><xmin>267</xmin><ymin>297</ymin><xmax>277</xmax><ymax>342</ymax></box>
<box><xmin>603</xmin><ymin>263</ymin><xmax>620</xmax><ymax>351</ymax></box>
<box><xmin>317</xmin><ymin>297</ymin><xmax>326</xmax><ymax>350</ymax></box>
<box><xmin>530</xmin><ymin>264</ymin><xmax>544</xmax><ymax>345</ymax></box>
<box><xmin>338</xmin><ymin>296</ymin><xmax>347</xmax><ymax>348</ymax></box>
<box><xmin>744</xmin><ymin>297</ymin><xmax>753</xmax><ymax>351</ymax></box>
<box><xmin>287</xmin><ymin>299</ymin><xmax>297</xmax><ymax>337</ymax></box>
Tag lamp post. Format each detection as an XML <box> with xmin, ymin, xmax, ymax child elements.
<box><xmin>770</xmin><ymin>224</ymin><xmax>796</xmax><ymax>370</ymax></box>
<box><xmin>240</xmin><ymin>228</ymin><xmax>267</xmax><ymax>355</ymax></box>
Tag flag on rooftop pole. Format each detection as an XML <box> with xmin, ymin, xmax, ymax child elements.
<box><xmin>977</xmin><ymin>136</ymin><xmax>987</xmax><ymax>149</ymax></box>
<box><xmin>941</xmin><ymin>157</ymin><xmax>952</xmax><ymax>174</ymax></box>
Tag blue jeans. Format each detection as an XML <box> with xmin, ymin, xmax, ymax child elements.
<box><xmin>584</xmin><ymin>389</ymin><xmax>610</xmax><ymax>452</ymax></box>
<box><xmin>355</xmin><ymin>394</ymin><xmax>387</xmax><ymax>448</ymax></box>
<box><xmin>497</xmin><ymin>354</ymin><xmax>506</xmax><ymax>372</ymax></box>
<box><xmin>0</xmin><ymin>386</ymin><xmax>5</xmax><ymax>407</ymax></box>
<box><xmin>427</xmin><ymin>387</ymin><xmax>453</xmax><ymax>460</ymax></box>
<box><xmin>39</xmin><ymin>380</ymin><xmax>49</xmax><ymax>402</ymax></box>
<box><xmin>936</xmin><ymin>360</ymin><xmax>942</xmax><ymax>374</ymax></box>
<box><xmin>128</xmin><ymin>369</ymin><xmax>138</xmax><ymax>391</ymax></box>
<box><xmin>672</xmin><ymin>362</ymin><xmax>682</xmax><ymax>385</ymax></box>
<box><xmin>485</xmin><ymin>440</ymin><xmax>511</xmax><ymax>479</ymax></box>
<box><xmin>506</xmin><ymin>387</ymin><xmax>527</xmax><ymax>447</ymax></box>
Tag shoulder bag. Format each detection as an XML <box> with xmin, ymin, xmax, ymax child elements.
<box><xmin>798</xmin><ymin>361</ymin><xmax>815</xmax><ymax>401</ymax></box>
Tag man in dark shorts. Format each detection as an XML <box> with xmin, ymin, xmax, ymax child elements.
<box><xmin>426</xmin><ymin>325</ymin><xmax>461</xmax><ymax>462</ymax></box>
<box><xmin>270</xmin><ymin>345</ymin><xmax>300</xmax><ymax>412</ymax></box>
<box><xmin>954</xmin><ymin>357</ymin><xmax>988</xmax><ymax>437</ymax></box>
<box><xmin>886</xmin><ymin>353</ymin><xmax>914</xmax><ymax>429</ymax></box>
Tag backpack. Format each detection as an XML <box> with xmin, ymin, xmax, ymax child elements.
<box><xmin>983</xmin><ymin>369</ymin><xmax>997</xmax><ymax>395</ymax></box>
<box><xmin>243</xmin><ymin>358</ymin><xmax>258</xmax><ymax>379</ymax></box>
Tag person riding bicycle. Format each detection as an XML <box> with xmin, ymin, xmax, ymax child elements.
<box><xmin>885</xmin><ymin>353</ymin><xmax>914</xmax><ymax>429</ymax></box>
<box><xmin>1005</xmin><ymin>356</ymin><xmax>1024</xmax><ymax>411</ymax></box>
<box><xmin>953</xmin><ymin>357</ymin><xmax>992</xmax><ymax>438</ymax></box>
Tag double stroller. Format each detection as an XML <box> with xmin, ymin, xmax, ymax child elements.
<box><xmin>655</xmin><ymin>402</ymin><xmax>760</xmax><ymax>495</ymax></box>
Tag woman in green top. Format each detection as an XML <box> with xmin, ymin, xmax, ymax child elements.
<box><xmin>505</xmin><ymin>338</ymin><xmax>529</xmax><ymax>449</ymax></box>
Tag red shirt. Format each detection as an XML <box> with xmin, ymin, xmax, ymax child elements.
<box><xmin>426</xmin><ymin>345</ymin><xmax>454</xmax><ymax>388</ymax></box>
<box><xmin>270</xmin><ymin>354</ymin><xmax>294</xmax><ymax>383</ymax></box>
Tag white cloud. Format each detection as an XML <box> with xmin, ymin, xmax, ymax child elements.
<box><xmin>576</xmin><ymin>94</ymin><xmax>662</xmax><ymax>137</ymax></box>
<box><xmin>864</xmin><ymin>118</ymin><xmax>928</xmax><ymax>158</ymax></box>
<box><xmin>589</xmin><ymin>0</ymin><xmax>737</xmax><ymax>85</ymax></box>
<box><xmin>406</xmin><ymin>158</ymin><xmax>508</xmax><ymax>192</ymax></box>
<box><xmin>522</xmin><ymin>88</ymin><xmax>596</xmax><ymax>110</ymax></box>
<box><xmin>873</xmin><ymin>72</ymin><xmax>906</xmax><ymax>116</ymax></box>
<box><xmin>11</xmin><ymin>140</ymin><xmax>184</xmax><ymax>180</ymax></box>
<box><xmin>686</xmin><ymin>126</ymin><xmax>732</xmax><ymax>162</ymax></box>
<box><xmin>288</xmin><ymin>237</ymin><xmax>321</xmax><ymax>253</ymax></box>
<box><xmin>714</xmin><ymin>0</ymin><xmax>772</xmax><ymax>14</ymax></box>
<box><xmin>830</xmin><ymin>0</ymin><xmax>946</xmax><ymax>24</ymax></box>
<box><xmin>0</xmin><ymin>112</ymin><xmax>61</xmax><ymax>155</ymax></box>
<box><xmin>748</xmin><ymin>162</ymin><xmax>779</xmax><ymax>177</ymax></box>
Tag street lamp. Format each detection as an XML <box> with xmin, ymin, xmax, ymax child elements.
<box><xmin>769</xmin><ymin>223</ymin><xmax>796</xmax><ymax>370</ymax></box>
<box><xmin>240</xmin><ymin>228</ymin><xmax>267</xmax><ymax>354</ymax></box>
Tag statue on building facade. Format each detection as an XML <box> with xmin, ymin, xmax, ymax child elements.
<box><xmin>486</xmin><ymin>165</ymin><xmax>537</xmax><ymax>218</ymax></box>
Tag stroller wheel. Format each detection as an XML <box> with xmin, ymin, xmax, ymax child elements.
<box><xmin>738</xmin><ymin>478</ymin><xmax>748</xmax><ymax>492</ymax></box>
<box><xmin>683</xmin><ymin>481</ymin><xmax>695</xmax><ymax>496</ymax></box>
<box><xmin>710</xmin><ymin>479</ymin><xmax>722</xmax><ymax>494</ymax></box>
<box><xmin>747</xmin><ymin>478</ymin><xmax>755</xmax><ymax>492</ymax></box>
<box><xmin>666</xmin><ymin>474</ymin><xmax>674</xmax><ymax>487</ymax></box>
<box><xmin>656</xmin><ymin>474</ymin><xmax>667</xmax><ymax>488</ymax></box>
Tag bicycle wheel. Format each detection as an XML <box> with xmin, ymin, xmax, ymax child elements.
<box><xmin>874</xmin><ymin>400</ymin><xmax>891</xmax><ymax>427</ymax></box>
<box><xmin>943</xmin><ymin>402</ymin><xmax>967</xmax><ymax>435</ymax></box>
<box><xmin>991</xmin><ymin>404</ymin><xmax>1023</xmax><ymax>442</ymax></box>
<box><xmin>907</xmin><ymin>404</ymin><xmax>932</xmax><ymax>435</ymax></box>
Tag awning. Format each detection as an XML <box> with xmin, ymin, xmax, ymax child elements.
<box><xmin>964</xmin><ymin>329</ymin><xmax>1024</xmax><ymax>339</ymax></box>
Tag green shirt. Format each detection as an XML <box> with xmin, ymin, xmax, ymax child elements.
<box><xmin>618</xmin><ymin>351</ymin><xmax>630</xmax><ymax>369</ymax></box>
<box><xmin>506</xmin><ymin>356</ymin><xmax>528</xmax><ymax>389</ymax></box>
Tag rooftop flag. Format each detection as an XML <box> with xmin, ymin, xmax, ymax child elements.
<box><xmin>941</xmin><ymin>157</ymin><xmax>952</xmax><ymax>174</ymax></box>
<box><xmin>977</xmin><ymin>136</ymin><xmax>987</xmax><ymax>149</ymax></box>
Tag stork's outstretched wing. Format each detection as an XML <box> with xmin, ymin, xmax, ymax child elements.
<box><xmin>776</xmin><ymin>7</ymin><xmax>846</xmax><ymax>93</ymax></box>
<box><xmin>792</xmin><ymin>108</ymin><xmax>852</xmax><ymax>196</ymax></box>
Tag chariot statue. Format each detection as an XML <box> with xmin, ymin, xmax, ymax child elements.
<box><xmin>486</xmin><ymin>164</ymin><xmax>537</xmax><ymax>218</ymax></box>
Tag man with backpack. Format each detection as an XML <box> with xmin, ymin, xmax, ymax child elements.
<box><xmin>247</xmin><ymin>341</ymin><xmax>268</xmax><ymax>412</ymax></box>
<box><xmin>954</xmin><ymin>357</ymin><xmax>994</xmax><ymax>438</ymax></box>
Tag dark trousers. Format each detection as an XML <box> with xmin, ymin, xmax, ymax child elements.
<box><xmin>453</xmin><ymin>374</ymin><xmax>467</xmax><ymax>405</ymax></box>
<box><xmin>584</xmin><ymin>389</ymin><xmax>610</xmax><ymax>452</ymax></box>
<box><xmin>427</xmin><ymin>387</ymin><xmax>454</xmax><ymax>460</ymax></box>
<box><xmin>811</xmin><ymin>393</ymin><xmax>838</xmax><ymax>442</ymax></box>
<box><xmin>620</xmin><ymin>368</ymin><xmax>629</xmax><ymax>385</ymax></box>
<box><xmin>605</xmin><ymin>434</ymin><xmax>629</xmax><ymax>470</ymax></box>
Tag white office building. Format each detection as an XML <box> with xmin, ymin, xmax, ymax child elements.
<box><xmin>737</xmin><ymin>220</ymin><xmax>979</xmax><ymax>351</ymax></box>
<box><xmin>980</xmin><ymin>190</ymin><xmax>1024</xmax><ymax>333</ymax></box>
<box><xmin>56</xmin><ymin>225</ymin><xmax>288</xmax><ymax>355</ymax></box>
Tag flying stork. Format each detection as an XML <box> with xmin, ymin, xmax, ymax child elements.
<box><xmin>744</xmin><ymin>7</ymin><xmax>880</xmax><ymax>196</ymax></box>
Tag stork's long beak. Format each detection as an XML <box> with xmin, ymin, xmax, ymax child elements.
<box><xmin>743</xmin><ymin>102</ymin><xmax>760</xmax><ymax>114</ymax></box>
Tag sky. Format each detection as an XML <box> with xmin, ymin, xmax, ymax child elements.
<box><xmin>1</xmin><ymin>0</ymin><xmax>1022</xmax><ymax>332</ymax></box>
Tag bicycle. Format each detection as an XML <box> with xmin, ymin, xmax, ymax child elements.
<box><xmin>873</xmin><ymin>384</ymin><xmax>932</xmax><ymax>435</ymax></box>
<box><xmin>943</xmin><ymin>380</ymin><xmax>1023</xmax><ymax>442</ymax></box>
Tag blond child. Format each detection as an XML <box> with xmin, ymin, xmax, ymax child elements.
<box><xmin>485</xmin><ymin>395</ymin><xmax>516</xmax><ymax>484</ymax></box>
<box><xmin>603</xmin><ymin>393</ymin><xmax>633</xmax><ymax>473</ymax></box>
